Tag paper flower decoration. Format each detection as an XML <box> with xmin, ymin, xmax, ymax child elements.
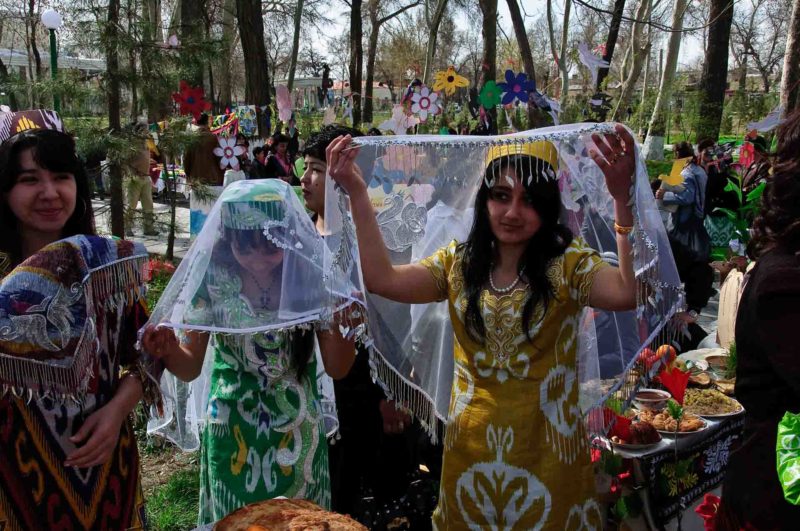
<box><xmin>497</xmin><ymin>70</ymin><xmax>536</xmax><ymax>105</ymax></box>
<box><xmin>578</xmin><ymin>43</ymin><xmax>610</xmax><ymax>88</ymax></box>
<box><xmin>656</xmin><ymin>366</ymin><xmax>691</xmax><ymax>405</ymax></box>
<box><xmin>276</xmin><ymin>85</ymin><xmax>293</xmax><ymax>122</ymax></box>
<box><xmin>378</xmin><ymin>104</ymin><xmax>419</xmax><ymax>135</ymax></box>
<box><xmin>433</xmin><ymin>66</ymin><xmax>469</xmax><ymax>96</ymax></box>
<box><xmin>695</xmin><ymin>493</ymin><xmax>720</xmax><ymax>531</ymax></box>
<box><xmin>213</xmin><ymin>136</ymin><xmax>245</xmax><ymax>170</ymax></box>
<box><xmin>478</xmin><ymin>81</ymin><xmax>502</xmax><ymax>110</ymax></box>
<box><xmin>172</xmin><ymin>80</ymin><xmax>211</xmax><ymax>119</ymax></box>
<box><xmin>411</xmin><ymin>86</ymin><xmax>440</xmax><ymax>121</ymax></box>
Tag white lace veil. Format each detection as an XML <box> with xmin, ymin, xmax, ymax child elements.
<box><xmin>146</xmin><ymin>179</ymin><xmax>361</xmax><ymax>450</ymax></box>
<box><xmin>322</xmin><ymin>123</ymin><xmax>683</xmax><ymax>441</ymax></box>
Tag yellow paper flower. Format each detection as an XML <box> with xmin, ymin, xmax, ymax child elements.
<box><xmin>433</xmin><ymin>66</ymin><xmax>469</xmax><ymax>96</ymax></box>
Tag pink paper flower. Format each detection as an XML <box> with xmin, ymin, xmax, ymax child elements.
<box><xmin>411</xmin><ymin>87</ymin><xmax>441</xmax><ymax>121</ymax></box>
<box><xmin>213</xmin><ymin>136</ymin><xmax>245</xmax><ymax>170</ymax></box>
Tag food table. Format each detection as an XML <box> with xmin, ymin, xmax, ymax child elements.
<box><xmin>602</xmin><ymin>413</ymin><xmax>744</xmax><ymax>529</ymax></box>
<box><xmin>598</xmin><ymin>347</ymin><xmax>743</xmax><ymax>529</ymax></box>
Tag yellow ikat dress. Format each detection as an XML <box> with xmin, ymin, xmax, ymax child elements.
<box><xmin>421</xmin><ymin>237</ymin><xmax>607</xmax><ymax>530</ymax></box>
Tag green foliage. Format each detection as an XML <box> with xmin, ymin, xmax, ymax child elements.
<box><xmin>646</xmin><ymin>159</ymin><xmax>673</xmax><ymax>181</ymax></box>
<box><xmin>714</xmin><ymin>175</ymin><xmax>766</xmax><ymax>246</ymax></box>
<box><xmin>667</xmin><ymin>399</ymin><xmax>683</xmax><ymax>421</ymax></box>
<box><xmin>726</xmin><ymin>341</ymin><xmax>738</xmax><ymax>380</ymax></box>
<box><xmin>146</xmin><ymin>467</ymin><xmax>200</xmax><ymax>531</ymax></box>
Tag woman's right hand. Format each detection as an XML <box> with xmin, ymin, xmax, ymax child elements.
<box><xmin>141</xmin><ymin>324</ymin><xmax>180</xmax><ymax>360</ymax></box>
<box><xmin>325</xmin><ymin>135</ymin><xmax>365</xmax><ymax>195</ymax></box>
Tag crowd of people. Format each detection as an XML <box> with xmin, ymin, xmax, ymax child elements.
<box><xmin>0</xmin><ymin>104</ymin><xmax>799</xmax><ymax>530</ymax></box>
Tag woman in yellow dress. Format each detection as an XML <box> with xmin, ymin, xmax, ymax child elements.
<box><xmin>325</xmin><ymin>125</ymin><xmax>638</xmax><ymax>529</ymax></box>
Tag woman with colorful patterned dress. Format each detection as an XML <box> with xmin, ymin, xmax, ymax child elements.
<box><xmin>0</xmin><ymin>110</ymin><xmax>161</xmax><ymax>530</ymax></box>
<box><xmin>325</xmin><ymin>126</ymin><xmax>639</xmax><ymax>529</ymax></box>
<box><xmin>142</xmin><ymin>179</ymin><xmax>359</xmax><ymax>525</ymax></box>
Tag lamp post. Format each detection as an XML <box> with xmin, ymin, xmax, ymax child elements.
<box><xmin>41</xmin><ymin>9</ymin><xmax>63</xmax><ymax>113</ymax></box>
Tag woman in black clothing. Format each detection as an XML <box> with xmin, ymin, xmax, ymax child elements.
<box><xmin>264</xmin><ymin>133</ymin><xmax>299</xmax><ymax>184</ymax></box>
<box><xmin>718</xmin><ymin>109</ymin><xmax>800</xmax><ymax>530</ymax></box>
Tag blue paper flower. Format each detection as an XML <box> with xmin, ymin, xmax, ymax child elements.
<box><xmin>497</xmin><ymin>70</ymin><xmax>536</xmax><ymax>105</ymax></box>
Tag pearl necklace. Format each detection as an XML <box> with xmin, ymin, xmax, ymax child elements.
<box><xmin>489</xmin><ymin>266</ymin><xmax>524</xmax><ymax>293</ymax></box>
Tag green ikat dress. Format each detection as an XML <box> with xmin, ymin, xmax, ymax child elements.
<box><xmin>193</xmin><ymin>264</ymin><xmax>330</xmax><ymax>525</ymax></box>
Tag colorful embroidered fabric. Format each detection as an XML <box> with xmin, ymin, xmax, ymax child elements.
<box><xmin>0</xmin><ymin>235</ymin><xmax>159</xmax><ymax>530</ymax></box>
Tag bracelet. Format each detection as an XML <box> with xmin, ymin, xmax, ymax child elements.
<box><xmin>614</xmin><ymin>222</ymin><xmax>634</xmax><ymax>235</ymax></box>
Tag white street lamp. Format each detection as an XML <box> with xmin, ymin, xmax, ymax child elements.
<box><xmin>41</xmin><ymin>9</ymin><xmax>63</xmax><ymax>112</ymax></box>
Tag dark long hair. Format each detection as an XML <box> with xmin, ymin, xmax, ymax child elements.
<box><xmin>214</xmin><ymin>228</ymin><xmax>313</xmax><ymax>381</ymax></box>
<box><xmin>0</xmin><ymin>129</ymin><xmax>95</xmax><ymax>266</ymax></box>
<box><xmin>748</xmin><ymin>109</ymin><xmax>800</xmax><ymax>259</ymax></box>
<box><xmin>460</xmin><ymin>154</ymin><xmax>573</xmax><ymax>343</ymax></box>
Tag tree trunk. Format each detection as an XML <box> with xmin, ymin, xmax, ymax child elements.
<box><xmin>218</xmin><ymin>0</ymin><xmax>237</xmax><ymax>110</ymax></box>
<box><xmin>142</xmin><ymin>0</ymin><xmax>170</xmax><ymax>121</ymax></box>
<box><xmin>479</xmin><ymin>0</ymin><xmax>498</xmax><ymax>132</ymax></box>
<box><xmin>0</xmin><ymin>56</ymin><xmax>20</xmax><ymax>110</ymax></box>
<box><xmin>28</xmin><ymin>1</ymin><xmax>42</xmax><ymax>79</ymax></box>
<box><xmin>737</xmin><ymin>45</ymin><xmax>748</xmax><ymax>92</ymax></box>
<box><xmin>638</xmin><ymin>42</ymin><xmax>651</xmax><ymax>138</ymax></box>
<box><xmin>596</xmin><ymin>0</ymin><xmax>627</xmax><ymax>92</ymax></box>
<box><xmin>107</xmin><ymin>0</ymin><xmax>125</xmax><ymax>237</ymax></box>
<box><xmin>287</xmin><ymin>0</ymin><xmax>305</xmax><ymax>91</ymax></box>
<box><xmin>363</xmin><ymin>2</ymin><xmax>380</xmax><ymax>125</ymax></box>
<box><xmin>422</xmin><ymin>0</ymin><xmax>448</xmax><ymax>85</ymax></box>
<box><xmin>236</xmin><ymin>0</ymin><xmax>271</xmax><ymax>136</ymax></box>
<box><xmin>506</xmin><ymin>0</ymin><xmax>546</xmax><ymax>127</ymax></box>
<box><xmin>612</xmin><ymin>0</ymin><xmax>652</xmax><ymax>121</ymax></box>
<box><xmin>349</xmin><ymin>0</ymin><xmax>364</xmax><ymax>126</ymax></box>
<box><xmin>128</xmin><ymin>0</ymin><xmax>138</xmax><ymax>120</ymax></box>
<box><xmin>559</xmin><ymin>0</ymin><xmax>571</xmax><ymax>108</ymax></box>
<box><xmin>781</xmin><ymin>0</ymin><xmax>800</xmax><ymax>113</ymax></box>
<box><xmin>695</xmin><ymin>0</ymin><xmax>734</xmax><ymax>141</ymax></box>
<box><xmin>180</xmin><ymin>0</ymin><xmax>205</xmax><ymax>87</ymax></box>
<box><xmin>642</xmin><ymin>0</ymin><xmax>688</xmax><ymax>160</ymax></box>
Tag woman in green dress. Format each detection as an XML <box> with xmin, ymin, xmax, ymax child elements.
<box><xmin>142</xmin><ymin>179</ymin><xmax>359</xmax><ymax>524</ymax></box>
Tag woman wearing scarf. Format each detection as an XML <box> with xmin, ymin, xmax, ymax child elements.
<box><xmin>325</xmin><ymin>125</ymin><xmax>640</xmax><ymax>529</ymax></box>
<box><xmin>141</xmin><ymin>179</ymin><xmax>361</xmax><ymax>525</ymax></box>
<box><xmin>0</xmin><ymin>110</ymin><xmax>161</xmax><ymax>530</ymax></box>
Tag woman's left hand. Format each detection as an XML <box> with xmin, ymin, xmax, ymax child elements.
<box><xmin>65</xmin><ymin>402</ymin><xmax>126</xmax><ymax>468</ymax></box>
<box><xmin>590</xmin><ymin>124</ymin><xmax>637</xmax><ymax>203</ymax></box>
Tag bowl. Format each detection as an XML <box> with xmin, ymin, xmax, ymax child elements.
<box><xmin>706</xmin><ymin>355</ymin><xmax>730</xmax><ymax>378</ymax></box>
<box><xmin>633</xmin><ymin>388</ymin><xmax>672</xmax><ymax>411</ymax></box>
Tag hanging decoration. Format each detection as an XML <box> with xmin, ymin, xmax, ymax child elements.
<box><xmin>747</xmin><ymin>104</ymin><xmax>784</xmax><ymax>133</ymax></box>
<box><xmin>410</xmin><ymin>86</ymin><xmax>441</xmax><ymax>122</ymax></box>
<box><xmin>322</xmin><ymin>106</ymin><xmax>336</xmax><ymax>126</ymax></box>
<box><xmin>276</xmin><ymin>85</ymin><xmax>293</xmax><ymax>122</ymax></box>
<box><xmin>478</xmin><ymin>80</ymin><xmax>502</xmax><ymax>110</ymax></box>
<box><xmin>212</xmin><ymin>136</ymin><xmax>245</xmax><ymax>170</ymax></box>
<box><xmin>577</xmin><ymin>43</ymin><xmax>611</xmax><ymax>88</ymax></box>
<box><xmin>378</xmin><ymin>104</ymin><xmax>420</xmax><ymax>135</ymax></box>
<box><xmin>497</xmin><ymin>69</ymin><xmax>536</xmax><ymax>105</ymax></box>
<box><xmin>172</xmin><ymin>80</ymin><xmax>211</xmax><ymax>119</ymax></box>
<box><xmin>234</xmin><ymin>105</ymin><xmax>257</xmax><ymax>137</ymax></box>
<box><xmin>209</xmin><ymin>113</ymin><xmax>239</xmax><ymax>137</ymax></box>
<box><xmin>432</xmin><ymin>66</ymin><xmax>470</xmax><ymax>96</ymax></box>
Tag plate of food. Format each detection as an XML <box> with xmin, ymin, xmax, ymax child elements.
<box><xmin>638</xmin><ymin>410</ymin><xmax>708</xmax><ymax>437</ymax></box>
<box><xmin>684</xmin><ymin>388</ymin><xmax>744</xmax><ymax>418</ymax></box>
<box><xmin>214</xmin><ymin>498</ymin><xmax>367</xmax><ymax>531</ymax></box>
<box><xmin>610</xmin><ymin>420</ymin><xmax>663</xmax><ymax>450</ymax></box>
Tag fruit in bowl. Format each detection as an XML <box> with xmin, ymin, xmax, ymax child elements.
<box><xmin>633</xmin><ymin>388</ymin><xmax>671</xmax><ymax>411</ymax></box>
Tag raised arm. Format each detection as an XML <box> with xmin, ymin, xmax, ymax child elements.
<box><xmin>326</xmin><ymin>135</ymin><xmax>442</xmax><ymax>304</ymax></box>
<box><xmin>587</xmin><ymin>125</ymin><xmax>638</xmax><ymax>312</ymax></box>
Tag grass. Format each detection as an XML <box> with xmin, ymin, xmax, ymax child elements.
<box><xmin>146</xmin><ymin>466</ymin><xmax>201</xmax><ymax>531</ymax></box>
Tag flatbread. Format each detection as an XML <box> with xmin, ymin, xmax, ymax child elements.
<box><xmin>214</xmin><ymin>499</ymin><xmax>367</xmax><ymax>531</ymax></box>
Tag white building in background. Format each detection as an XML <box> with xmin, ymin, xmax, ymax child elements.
<box><xmin>0</xmin><ymin>48</ymin><xmax>106</xmax><ymax>77</ymax></box>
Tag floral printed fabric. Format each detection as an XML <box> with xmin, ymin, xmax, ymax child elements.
<box><xmin>421</xmin><ymin>237</ymin><xmax>606</xmax><ymax>530</ymax></box>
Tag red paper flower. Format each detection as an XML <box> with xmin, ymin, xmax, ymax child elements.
<box><xmin>604</xmin><ymin>407</ymin><xmax>632</xmax><ymax>441</ymax></box>
<box><xmin>695</xmin><ymin>493</ymin><xmax>720</xmax><ymax>531</ymax></box>
<box><xmin>657</xmin><ymin>366</ymin><xmax>691</xmax><ymax>405</ymax></box>
<box><xmin>172</xmin><ymin>80</ymin><xmax>211</xmax><ymax>119</ymax></box>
